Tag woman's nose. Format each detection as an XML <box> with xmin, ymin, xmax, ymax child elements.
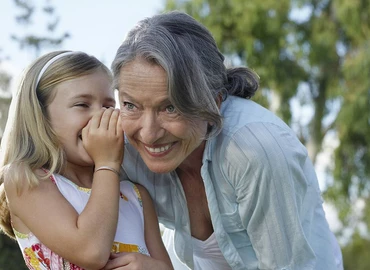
<box><xmin>139</xmin><ymin>113</ymin><xmax>165</xmax><ymax>144</ymax></box>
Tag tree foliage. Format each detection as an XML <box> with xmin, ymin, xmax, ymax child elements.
<box><xmin>342</xmin><ymin>230</ymin><xmax>370</xmax><ymax>270</ymax></box>
<box><xmin>0</xmin><ymin>0</ymin><xmax>69</xmax><ymax>268</ymax></box>
<box><xmin>11</xmin><ymin>0</ymin><xmax>70</xmax><ymax>57</ymax></box>
<box><xmin>0</xmin><ymin>236</ymin><xmax>27</xmax><ymax>269</ymax></box>
<box><xmin>164</xmin><ymin>0</ymin><xmax>370</xmax><ymax>264</ymax></box>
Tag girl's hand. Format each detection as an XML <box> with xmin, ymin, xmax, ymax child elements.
<box><xmin>102</xmin><ymin>252</ymin><xmax>173</xmax><ymax>270</ymax></box>
<box><xmin>82</xmin><ymin>108</ymin><xmax>124</xmax><ymax>170</ymax></box>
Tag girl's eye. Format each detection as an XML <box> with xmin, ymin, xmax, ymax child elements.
<box><xmin>166</xmin><ymin>105</ymin><xmax>176</xmax><ymax>113</ymax></box>
<box><xmin>75</xmin><ymin>103</ymin><xmax>89</xmax><ymax>108</ymax></box>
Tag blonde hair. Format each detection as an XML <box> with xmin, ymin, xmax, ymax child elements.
<box><xmin>0</xmin><ymin>50</ymin><xmax>112</xmax><ymax>238</ymax></box>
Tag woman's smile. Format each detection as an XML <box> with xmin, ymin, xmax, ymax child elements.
<box><xmin>143</xmin><ymin>142</ymin><xmax>175</xmax><ymax>155</ymax></box>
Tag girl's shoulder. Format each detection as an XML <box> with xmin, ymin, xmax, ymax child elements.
<box><xmin>4</xmin><ymin>168</ymin><xmax>46</xmax><ymax>194</ymax></box>
<box><xmin>4</xmin><ymin>168</ymin><xmax>59</xmax><ymax>216</ymax></box>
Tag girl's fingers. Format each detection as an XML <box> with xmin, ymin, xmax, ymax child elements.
<box><xmin>108</xmin><ymin>109</ymin><xmax>120</xmax><ymax>132</ymax></box>
<box><xmin>110</xmin><ymin>252</ymin><xmax>128</xmax><ymax>259</ymax></box>
<box><xmin>103</xmin><ymin>252</ymin><xmax>130</xmax><ymax>269</ymax></box>
<box><xmin>90</xmin><ymin>108</ymin><xmax>106</xmax><ymax>129</ymax></box>
<box><xmin>116</xmin><ymin>112</ymin><xmax>123</xmax><ymax>137</ymax></box>
<box><xmin>117</xmin><ymin>120</ymin><xmax>123</xmax><ymax>137</ymax></box>
<box><xmin>99</xmin><ymin>108</ymin><xmax>114</xmax><ymax>130</ymax></box>
<box><xmin>81</xmin><ymin>119</ymin><xmax>91</xmax><ymax>141</ymax></box>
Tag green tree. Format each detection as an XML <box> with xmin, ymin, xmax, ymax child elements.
<box><xmin>342</xmin><ymin>230</ymin><xmax>370</xmax><ymax>270</ymax></box>
<box><xmin>164</xmin><ymin>0</ymin><xmax>370</xmax><ymax>265</ymax></box>
<box><xmin>11</xmin><ymin>0</ymin><xmax>70</xmax><ymax>57</ymax></box>
<box><xmin>326</xmin><ymin>0</ymin><xmax>370</xmax><ymax>235</ymax></box>
<box><xmin>0</xmin><ymin>236</ymin><xmax>27</xmax><ymax>270</ymax></box>
<box><xmin>0</xmin><ymin>0</ymin><xmax>69</xmax><ymax>268</ymax></box>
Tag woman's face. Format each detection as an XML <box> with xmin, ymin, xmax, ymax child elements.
<box><xmin>118</xmin><ymin>58</ymin><xmax>208</xmax><ymax>173</ymax></box>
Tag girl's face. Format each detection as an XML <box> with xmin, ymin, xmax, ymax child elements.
<box><xmin>118</xmin><ymin>58</ymin><xmax>208</xmax><ymax>173</ymax></box>
<box><xmin>47</xmin><ymin>69</ymin><xmax>115</xmax><ymax>167</ymax></box>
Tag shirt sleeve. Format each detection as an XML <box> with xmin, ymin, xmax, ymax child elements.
<box><xmin>223</xmin><ymin>122</ymin><xmax>317</xmax><ymax>270</ymax></box>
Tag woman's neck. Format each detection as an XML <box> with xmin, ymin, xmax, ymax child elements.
<box><xmin>176</xmin><ymin>141</ymin><xmax>206</xmax><ymax>177</ymax></box>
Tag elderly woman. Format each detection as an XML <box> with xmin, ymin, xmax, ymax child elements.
<box><xmin>106</xmin><ymin>11</ymin><xmax>343</xmax><ymax>270</ymax></box>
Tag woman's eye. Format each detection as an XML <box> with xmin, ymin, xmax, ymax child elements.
<box><xmin>166</xmin><ymin>105</ymin><xmax>176</xmax><ymax>113</ymax></box>
<box><xmin>123</xmin><ymin>102</ymin><xmax>136</xmax><ymax>110</ymax></box>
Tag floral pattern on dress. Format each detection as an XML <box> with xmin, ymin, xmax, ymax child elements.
<box><xmin>23</xmin><ymin>243</ymin><xmax>82</xmax><ymax>270</ymax></box>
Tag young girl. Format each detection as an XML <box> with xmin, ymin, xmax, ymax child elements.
<box><xmin>0</xmin><ymin>51</ymin><xmax>172</xmax><ymax>270</ymax></box>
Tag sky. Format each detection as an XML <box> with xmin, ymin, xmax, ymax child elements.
<box><xmin>0</xmin><ymin>0</ymin><xmax>164</xmax><ymax>76</ymax></box>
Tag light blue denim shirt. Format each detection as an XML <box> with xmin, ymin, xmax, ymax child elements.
<box><xmin>121</xmin><ymin>96</ymin><xmax>342</xmax><ymax>270</ymax></box>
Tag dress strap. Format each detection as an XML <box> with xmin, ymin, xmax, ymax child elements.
<box><xmin>40</xmin><ymin>168</ymin><xmax>56</xmax><ymax>184</ymax></box>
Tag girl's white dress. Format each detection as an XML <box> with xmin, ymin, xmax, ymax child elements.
<box><xmin>13</xmin><ymin>173</ymin><xmax>149</xmax><ymax>270</ymax></box>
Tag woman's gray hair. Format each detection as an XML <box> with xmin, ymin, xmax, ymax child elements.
<box><xmin>112</xmin><ymin>11</ymin><xmax>259</xmax><ymax>137</ymax></box>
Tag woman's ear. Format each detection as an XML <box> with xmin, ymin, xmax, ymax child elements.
<box><xmin>216</xmin><ymin>93</ymin><xmax>223</xmax><ymax>109</ymax></box>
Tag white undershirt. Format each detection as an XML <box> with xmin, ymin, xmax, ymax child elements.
<box><xmin>162</xmin><ymin>228</ymin><xmax>231</xmax><ymax>270</ymax></box>
<box><xmin>192</xmin><ymin>232</ymin><xmax>232</xmax><ymax>270</ymax></box>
